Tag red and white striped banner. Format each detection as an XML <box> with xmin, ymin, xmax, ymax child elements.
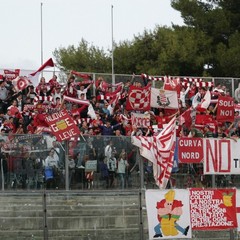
<box><xmin>63</xmin><ymin>95</ymin><xmax>90</xmax><ymax>106</ymax></box>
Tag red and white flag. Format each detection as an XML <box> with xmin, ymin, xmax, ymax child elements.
<box><xmin>95</xmin><ymin>79</ymin><xmax>109</xmax><ymax>92</ymax></box>
<box><xmin>163</xmin><ymin>76</ymin><xmax>181</xmax><ymax>97</ymax></box>
<box><xmin>63</xmin><ymin>95</ymin><xmax>96</xmax><ymax>119</ymax></box>
<box><xmin>126</xmin><ymin>85</ymin><xmax>151</xmax><ymax>111</ymax></box>
<box><xmin>28</xmin><ymin>58</ymin><xmax>54</xmax><ymax>85</ymax></box>
<box><xmin>179</xmin><ymin>107</ymin><xmax>197</xmax><ymax>128</ymax></box>
<box><xmin>12</xmin><ymin>76</ymin><xmax>31</xmax><ymax>92</ymax></box>
<box><xmin>106</xmin><ymin>84</ymin><xmax>123</xmax><ymax>106</ymax></box>
<box><xmin>63</xmin><ymin>95</ymin><xmax>90</xmax><ymax>106</ymax></box>
<box><xmin>70</xmin><ymin>70</ymin><xmax>91</xmax><ymax>79</ymax></box>
<box><xmin>192</xmin><ymin>90</ymin><xmax>211</xmax><ymax>111</ymax></box>
<box><xmin>132</xmin><ymin>117</ymin><xmax>176</xmax><ymax>189</ymax></box>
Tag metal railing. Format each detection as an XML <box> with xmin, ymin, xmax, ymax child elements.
<box><xmin>1</xmin><ymin>68</ymin><xmax>240</xmax><ymax>97</ymax></box>
<box><xmin>1</xmin><ymin>134</ymin><xmax>240</xmax><ymax>192</ymax></box>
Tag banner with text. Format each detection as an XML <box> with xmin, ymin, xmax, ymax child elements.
<box><xmin>216</xmin><ymin>95</ymin><xmax>234</xmax><ymax>122</ymax></box>
<box><xmin>190</xmin><ymin>188</ymin><xmax>237</xmax><ymax>230</ymax></box>
<box><xmin>237</xmin><ymin>190</ymin><xmax>240</xmax><ymax>232</ymax></box>
<box><xmin>178</xmin><ymin>137</ymin><xmax>240</xmax><ymax>174</ymax></box>
<box><xmin>178</xmin><ymin>138</ymin><xmax>203</xmax><ymax>163</ymax></box>
<box><xmin>44</xmin><ymin>109</ymin><xmax>80</xmax><ymax>141</ymax></box>
<box><xmin>131</xmin><ymin>112</ymin><xmax>150</xmax><ymax>128</ymax></box>
<box><xmin>146</xmin><ymin>189</ymin><xmax>240</xmax><ymax>239</ymax></box>
<box><xmin>203</xmin><ymin>138</ymin><xmax>240</xmax><ymax>174</ymax></box>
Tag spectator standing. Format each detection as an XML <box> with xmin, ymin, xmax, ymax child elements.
<box><xmin>0</xmin><ymin>79</ymin><xmax>9</xmax><ymax>113</ymax></box>
<box><xmin>99</xmin><ymin>158</ymin><xmax>109</xmax><ymax>188</ymax></box>
<box><xmin>117</xmin><ymin>151</ymin><xmax>129</xmax><ymax>189</ymax></box>
<box><xmin>99</xmin><ymin>121</ymin><xmax>122</xmax><ymax>136</ymax></box>
<box><xmin>190</xmin><ymin>125</ymin><xmax>203</xmax><ymax>137</ymax></box>
<box><xmin>107</xmin><ymin>155</ymin><xmax>117</xmax><ymax>188</ymax></box>
<box><xmin>180</xmin><ymin>86</ymin><xmax>190</xmax><ymax>109</ymax></box>
<box><xmin>203</xmin><ymin>125</ymin><xmax>214</xmax><ymax>138</ymax></box>
<box><xmin>44</xmin><ymin>148</ymin><xmax>59</xmax><ymax>189</ymax></box>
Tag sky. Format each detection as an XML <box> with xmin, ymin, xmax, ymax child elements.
<box><xmin>0</xmin><ymin>0</ymin><xmax>183</xmax><ymax>71</ymax></box>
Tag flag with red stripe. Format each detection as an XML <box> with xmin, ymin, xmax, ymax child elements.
<box><xmin>28</xmin><ymin>58</ymin><xmax>54</xmax><ymax>85</ymax></box>
<box><xmin>132</xmin><ymin>117</ymin><xmax>176</xmax><ymax>189</ymax></box>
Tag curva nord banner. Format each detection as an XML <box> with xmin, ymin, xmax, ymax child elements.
<box><xmin>178</xmin><ymin>138</ymin><xmax>203</xmax><ymax>163</ymax></box>
<box><xmin>44</xmin><ymin>109</ymin><xmax>80</xmax><ymax>141</ymax></box>
<box><xmin>177</xmin><ymin>137</ymin><xmax>240</xmax><ymax>174</ymax></box>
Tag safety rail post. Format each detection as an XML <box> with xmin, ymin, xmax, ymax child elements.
<box><xmin>43</xmin><ymin>189</ymin><xmax>48</xmax><ymax>240</ymax></box>
<box><xmin>65</xmin><ymin>140</ymin><xmax>69</xmax><ymax>191</ymax></box>
<box><xmin>138</xmin><ymin>149</ymin><xmax>144</xmax><ymax>240</ymax></box>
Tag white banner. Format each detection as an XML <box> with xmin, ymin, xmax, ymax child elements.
<box><xmin>151</xmin><ymin>88</ymin><xmax>178</xmax><ymax>109</ymax></box>
<box><xmin>146</xmin><ymin>189</ymin><xmax>191</xmax><ymax>239</ymax></box>
<box><xmin>237</xmin><ymin>190</ymin><xmax>240</xmax><ymax>232</ymax></box>
<box><xmin>203</xmin><ymin>138</ymin><xmax>240</xmax><ymax>174</ymax></box>
<box><xmin>131</xmin><ymin>112</ymin><xmax>150</xmax><ymax>128</ymax></box>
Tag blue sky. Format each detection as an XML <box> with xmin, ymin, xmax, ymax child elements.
<box><xmin>0</xmin><ymin>0</ymin><xmax>183</xmax><ymax>70</ymax></box>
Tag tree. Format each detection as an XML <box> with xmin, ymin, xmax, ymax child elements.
<box><xmin>171</xmin><ymin>0</ymin><xmax>240</xmax><ymax>77</ymax></box>
<box><xmin>53</xmin><ymin>39</ymin><xmax>111</xmax><ymax>73</ymax></box>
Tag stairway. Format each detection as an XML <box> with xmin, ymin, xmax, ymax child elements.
<box><xmin>0</xmin><ymin>191</ymin><xmax>147</xmax><ymax>240</ymax></box>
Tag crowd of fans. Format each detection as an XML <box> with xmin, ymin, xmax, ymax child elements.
<box><xmin>0</xmin><ymin>72</ymin><xmax>239</xmax><ymax>189</ymax></box>
<box><xmin>0</xmin><ymin>73</ymin><xmax>239</xmax><ymax>139</ymax></box>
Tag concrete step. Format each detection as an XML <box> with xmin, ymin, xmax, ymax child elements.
<box><xmin>0</xmin><ymin>228</ymin><xmax>145</xmax><ymax>240</ymax></box>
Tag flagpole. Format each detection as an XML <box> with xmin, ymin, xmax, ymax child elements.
<box><xmin>40</xmin><ymin>2</ymin><xmax>43</xmax><ymax>66</ymax></box>
<box><xmin>111</xmin><ymin>5</ymin><xmax>115</xmax><ymax>86</ymax></box>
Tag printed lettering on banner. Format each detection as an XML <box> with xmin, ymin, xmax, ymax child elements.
<box><xmin>190</xmin><ymin>188</ymin><xmax>237</xmax><ymax>230</ymax></box>
<box><xmin>216</xmin><ymin>95</ymin><xmax>234</xmax><ymax>122</ymax></box>
<box><xmin>178</xmin><ymin>138</ymin><xmax>203</xmax><ymax>163</ymax></box>
<box><xmin>45</xmin><ymin>109</ymin><xmax>80</xmax><ymax>141</ymax></box>
<box><xmin>203</xmin><ymin>138</ymin><xmax>240</xmax><ymax>174</ymax></box>
<box><xmin>131</xmin><ymin>112</ymin><xmax>150</xmax><ymax>128</ymax></box>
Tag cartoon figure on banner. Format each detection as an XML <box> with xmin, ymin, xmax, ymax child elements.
<box><xmin>153</xmin><ymin>190</ymin><xmax>189</xmax><ymax>238</ymax></box>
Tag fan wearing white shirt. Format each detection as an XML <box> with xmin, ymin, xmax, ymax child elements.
<box><xmin>77</xmin><ymin>84</ymin><xmax>92</xmax><ymax>100</ymax></box>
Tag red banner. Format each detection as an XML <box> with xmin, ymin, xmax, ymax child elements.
<box><xmin>216</xmin><ymin>95</ymin><xmax>234</xmax><ymax>122</ymax></box>
<box><xmin>126</xmin><ymin>85</ymin><xmax>151</xmax><ymax>111</ymax></box>
<box><xmin>44</xmin><ymin>109</ymin><xmax>80</xmax><ymax>141</ymax></box>
<box><xmin>178</xmin><ymin>138</ymin><xmax>203</xmax><ymax>163</ymax></box>
<box><xmin>190</xmin><ymin>188</ymin><xmax>237</xmax><ymax>230</ymax></box>
<box><xmin>4</xmin><ymin>69</ymin><xmax>20</xmax><ymax>80</ymax></box>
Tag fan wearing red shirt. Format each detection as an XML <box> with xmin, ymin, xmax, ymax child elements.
<box><xmin>153</xmin><ymin>110</ymin><xmax>179</xmax><ymax>130</ymax></box>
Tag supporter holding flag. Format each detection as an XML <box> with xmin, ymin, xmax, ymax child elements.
<box><xmin>12</xmin><ymin>76</ymin><xmax>31</xmax><ymax>93</ymax></box>
<box><xmin>64</xmin><ymin>75</ymin><xmax>77</xmax><ymax>98</ymax></box>
<box><xmin>35</xmin><ymin>77</ymin><xmax>49</xmax><ymax>95</ymax></box>
<box><xmin>28</xmin><ymin>58</ymin><xmax>54</xmax><ymax>86</ymax></box>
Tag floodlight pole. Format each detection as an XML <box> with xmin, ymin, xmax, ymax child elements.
<box><xmin>111</xmin><ymin>5</ymin><xmax>115</xmax><ymax>85</ymax></box>
<box><xmin>40</xmin><ymin>2</ymin><xmax>43</xmax><ymax>66</ymax></box>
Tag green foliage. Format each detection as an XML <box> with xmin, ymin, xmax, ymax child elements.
<box><xmin>53</xmin><ymin>39</ymin><xmax>111</xmax><ymax>73</ymax></box>
<box><xmin>171</xmin><ymin>0</ymin><xmax>240</xmax><ymax>77</ymax></box>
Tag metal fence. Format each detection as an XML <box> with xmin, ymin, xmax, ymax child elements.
<box><xmin>1</xmin><ymin>134</ymin><xmax>240</xmax><ymax>192</ymax></box>
<box><xmin>1</xmin><ymin>68</ymin><xmax>240</xmax><ymax>98</ymax></box>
